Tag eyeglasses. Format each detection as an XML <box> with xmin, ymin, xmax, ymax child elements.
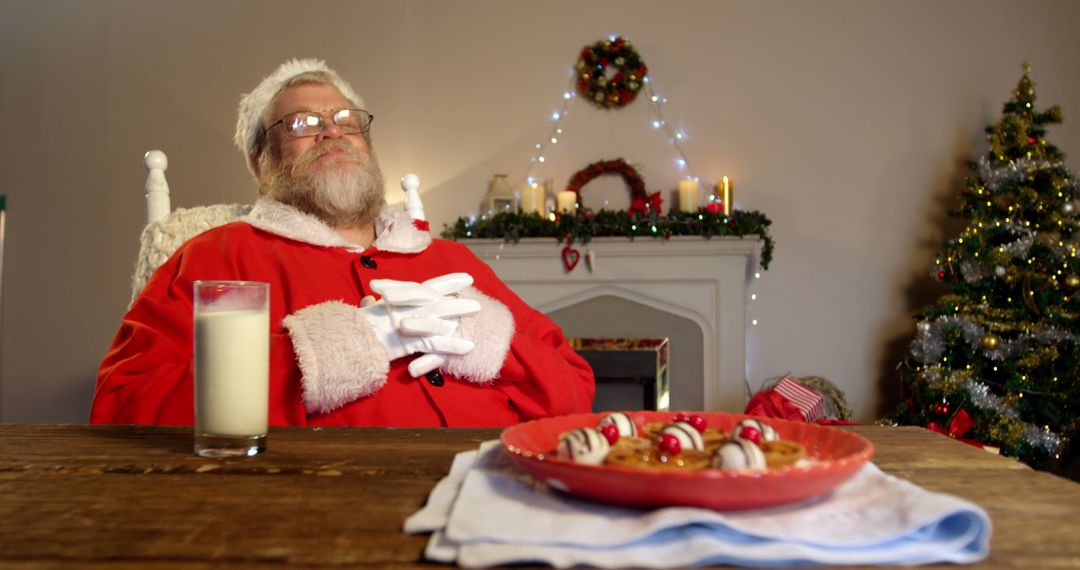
<box><xmin>265</xmin><ymin>108</ymin><xmax>374</xmax><ymax>138</ymax></box>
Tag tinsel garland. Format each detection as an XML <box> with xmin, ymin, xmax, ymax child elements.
<box><xmin>440</xmin><ymin>208</ymin><xmax>775</xmax><ymax>270</ymax></box>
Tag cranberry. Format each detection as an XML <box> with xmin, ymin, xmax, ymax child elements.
<box><xmin>598</xmin><ymin>423</ymin><xmax>620</xmax><ymax>445</ymax></box>
<box><xmin>687</xmin><ymin>414</ymin><xmax>707</xmax><ymax>433</ymax></box>
<box><xmin>738</xmin><ymin>426</ymin><xmax>762</xmax><ymax>445</ymax></box>
<box><xmin>658</xmin><ymin>433</ymin><xmax>682</xmax><ymax>455</ymax></box>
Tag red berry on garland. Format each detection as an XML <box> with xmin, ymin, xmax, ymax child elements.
<box><xmin>598</xmin><ymin>423</ymin><xmax>620</xmax><ymax>445</ymax></box>
<box><xmin>934</xmin><ymin>402</ymin><xmax>951</xmax><ymax>417</ymax></box>
<box><xmin>687</xmin><ymin>414</ymin><xmax>707</xmax><ymax>433</ymax></box>
<box><xmin>658</xmin><ymin>433</ymin><xmax>682</xmax><ymax>455</ymax></box>
<box><xmin>738</xmin><ymin>426</ymin><xmax>763</xmax><ymax>445</ymax></box>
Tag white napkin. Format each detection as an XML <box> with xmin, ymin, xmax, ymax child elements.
<box><xmin>404</xmin><ymin>441</ymin><xmax>991</xmax><ymax>568</ymax></box>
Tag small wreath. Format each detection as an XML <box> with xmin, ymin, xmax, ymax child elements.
<box><xmin>575</xmin><ymin>36</ymin><xmax>648</xmax><ymax>109</ymax></box>
<box><xmin>565</xmin><ymin>158</ymin><xmax>660</xmax><ymax>216</ymax></box>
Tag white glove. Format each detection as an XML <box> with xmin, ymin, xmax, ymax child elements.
<box><xmin>363</xmin><ymin>273</ymin><xmax>481</xmax><ymax>377</ymax></box>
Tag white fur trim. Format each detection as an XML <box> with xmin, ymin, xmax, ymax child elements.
<box><xmin>283</xmin><ymin>300</ymin><xmax>390</xmax><ymax>414</ymax></box>
<box><xmin>130</xmin><ymin>203</ymin><xmax>251</xmax><ymax>305</ymax></box>
<box><xmin>441</xmin><ymin>287</ymin><xmax>514</xmax><ymax>383</ymax></box>
<box><xmin>242</xmin><ymin>199</ymin><xmax>431</xmax><ymax>253</ymax></box>
<box><xmin>242</xmin><ymin>199</ymin><xmax>361</xmax><ymax>250</ymax></box>
<box><xmin>373</xmin><ymin>206</ymin><xmax>433</xmax><ymax>253</ymax></box>
<box><xmin>234</xmin><ymin>58</ymin><xmax>365</xmax><ymax>175</ymax></box>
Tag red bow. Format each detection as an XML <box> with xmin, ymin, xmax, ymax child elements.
<box><xmin>628</xmin><ymin>191</ymin><xmax>662</xmax><ymax>218</ymax></box>
<box><xmin>927</xmin><ymin>409</ymin><xmax>983</xmax><ymax>448</ymax></box>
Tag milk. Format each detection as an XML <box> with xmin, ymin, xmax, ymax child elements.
<box><xmin>194</xmin><ymin>308</ymin><xmax>269</xmax><ymax>437</ymax></box>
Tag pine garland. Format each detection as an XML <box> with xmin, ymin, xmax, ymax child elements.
<box><xmin>440</xmin><ymin>208</ymin><xmax>774</xmax><ymax>270</ymax></box>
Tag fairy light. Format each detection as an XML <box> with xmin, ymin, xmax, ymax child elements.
<box><xmin>514</xmin><ymin>35</ymin><xmax>772</xmax><ymax>340</ymax></box>
<box><xmin>523</xmin><ymin>44</ymin><xmax>700</xmax><ymax>186</ymax></box>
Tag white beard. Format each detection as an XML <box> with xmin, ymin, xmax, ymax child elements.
<box><xmin>260</xmin><ymin>140</ymin><xmax>386</xmax><ymax>228</ymax></box>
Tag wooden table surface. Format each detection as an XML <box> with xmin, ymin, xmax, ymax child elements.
<box><xmin>0</xmin><ymin>424</ymin><xmax>1077</xmax><ymax>569</ymax></box>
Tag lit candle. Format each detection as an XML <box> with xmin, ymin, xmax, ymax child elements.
<box><xmin>715</xmin><ymin>176</ymin><xmax>734</xmax><ymax>216</ymax></box>
<box><xmin>520</xmin><ymin>183</ymin><xmax>545</xmax><ymax>215</ymax></box>
<box><xmin>677</xmin><ymin>178</ymin><xmax>698</xmax><ymax>213</ymax></box>
<box><xmin>557</xmin><ymin>191</ymin><xmax>577</xmax><ymax>214</ymax></box>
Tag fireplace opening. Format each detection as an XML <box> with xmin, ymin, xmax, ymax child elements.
<box><xmin>549</xmin><ymin>295</ymin><xmax>704</xmax><ymax>410</ymax></box>
<box><xmin>570</xmin><ymin>338</ymin><xmax>670</xmax><ymax>412</ymax></box>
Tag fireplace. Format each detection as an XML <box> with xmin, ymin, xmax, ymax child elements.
<box><xmin>465</xmin><ymin>236</ymin><xmax>760</xmax><ymax>412</ymax></box>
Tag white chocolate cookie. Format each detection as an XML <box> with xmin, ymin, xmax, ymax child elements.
<box><xmin>660</xmin><ymin>421</ymin><xmax>705</xmax><ymax>451</ymax></box>
<box><xmin>556</xmin><ymin>427</ymin><xmax>610</xmax><ymax>465</ymax></box>
<box><xmin>712</xmin><ymin>439</ymin><xmax>767</xmax><ymax>471</ymax></box>
<box><xmin>734</xmin><ymin>418</ymin><xmax>779</xmax><ymax>442</ymax></box>
<box><xmin>597</xmin><ymin>412</ymin><xmax>637</xmax><ymax>438</ymax></box>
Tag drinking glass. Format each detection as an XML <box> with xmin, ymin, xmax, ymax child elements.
<box><xmin>193</xmin><ymin>281</ymin><xmax>270</xmax><ymax>457</ymax></box>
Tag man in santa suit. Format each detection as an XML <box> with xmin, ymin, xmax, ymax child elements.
<box><xmin>91</xmin><ymin>59</ymin><xmax>595</xmax><ymax>427</ymax></box>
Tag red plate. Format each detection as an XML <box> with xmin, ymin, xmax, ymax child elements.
<box><xmin>501</xmin><ymin>411</ymin><xmax>874</xmax><ymax>511</ymax></box>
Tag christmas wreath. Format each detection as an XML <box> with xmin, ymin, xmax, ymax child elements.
<box><xmin>565</xmin><ymin>159</ymin><xmax>661</xmax><ymax>217</ymax></box>
<box><xmin>576</xmin><ymin>36</ymin><xmax>648</xmax><ymax>109</ymax></box>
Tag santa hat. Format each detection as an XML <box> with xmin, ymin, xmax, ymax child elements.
<box><xmin>233</xmin><ymin>58</ymin><xmax>365</xmax><ymax>173</ymax></box>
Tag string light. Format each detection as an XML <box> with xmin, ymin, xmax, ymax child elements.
<box><xmin>523</xmin><ymin>46</ymin><xmax>702</xmax><ymax>187</ymax></box>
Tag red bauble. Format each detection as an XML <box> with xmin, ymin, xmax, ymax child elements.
<box><xmin>658</xmin><ymin>433</ymin><xmax>682</xmax><ymax>455</ymax></box>
<box><xmin>937</xmin><ymin>271</ymin><xmax>946</xmax><ymax>280</ymax></box>
<box><xmin>934</xmin><ymin>402</ymin><xmax>951</xmax><ymax>416</ymax></box>
<box><xmin>687</xmin><ymin>414</ymin><xmax>707</xmax><ymax>433</ymax></box>
<box><xmin>674</xmin><ymin>412</ymin><xmax>691</xmax><ymax>423</ymax></box>
<box><xmin>738</xmin><ymin>426</ymin><xmax>763</xmax><ymax>445</ymax></box>
<box><xmin>598</xmin><ymin>423</ymin><xmax>620</xmax><ymax>445</ymax></box>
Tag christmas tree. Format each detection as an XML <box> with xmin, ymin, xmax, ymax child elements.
<box><xmin>890</xmin><ymin>64</ymin><xmax>1079</xmax><ymax>468</ymax></box>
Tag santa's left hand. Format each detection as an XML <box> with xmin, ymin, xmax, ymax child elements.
<box><xmin>369</xmin><ymin>273</ymin><xmax>481</xmax><ymax>377</ymax></box>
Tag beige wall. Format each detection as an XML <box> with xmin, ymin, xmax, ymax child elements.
<box><xmin>1</xmin><ymin>0</ymin><xmax>1078</xmax><ymax>422</ymax></box>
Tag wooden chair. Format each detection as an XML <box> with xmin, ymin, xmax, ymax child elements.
<box><xmin>131</xmin><ymin>150</ymin><xmax>250</xmax><ymax>304</ymax></box>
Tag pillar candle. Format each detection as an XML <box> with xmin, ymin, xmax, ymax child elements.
<box><xmin>677</xmin><ymin>179</ymin><xmax>699</xmax><ymax>213</ymax></box>
<box><xmin>520</xmin><ymin>183</ymin><xmax>545</xmax><ymax>215</ymax></box>
<box><xmin>721</xmin><ymin>176</ymin><xmax>733</xmax><ymax>215</ymax></box>
<box><xmin>557</xmin><ymin>191</ymin><xmax>577</xmax><ymax>214</ymax></box>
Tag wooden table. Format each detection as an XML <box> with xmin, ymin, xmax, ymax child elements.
<box><xmin>0</xmin><ymin>424</ymin><xmax>1077</xmax><ymax>569</ymax></box>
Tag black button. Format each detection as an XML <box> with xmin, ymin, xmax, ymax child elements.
<box><xmin>425</xmin><ymin>370</ymin><xmax>444</xmax><ymax>387</ymax></box>
<box><xmin>360</xmin><ymin>256</ymin><xmax>377</xmax><ymax>269</ymax></box>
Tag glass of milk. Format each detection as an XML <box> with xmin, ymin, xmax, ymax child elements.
<box><xmin>193</xmin><ymin>281</ymin><xmax>270</xmax><ymax>457</ymax></box>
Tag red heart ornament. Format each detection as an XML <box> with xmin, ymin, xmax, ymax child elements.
<box><xmin>561</xmin><ymin>246</ymin><xmax>581</xmax><ymax>272</ymax></box>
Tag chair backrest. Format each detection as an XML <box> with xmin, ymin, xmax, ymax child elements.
<box><xmin>131</xmin><ymin>150</ymin><xmax>250</xmax><ymax>304</ymax></box>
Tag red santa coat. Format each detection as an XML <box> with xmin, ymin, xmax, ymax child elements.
<box><xmin>92</xmin><ymin>200</ymin><xmax>595</xmax><ymax>427</ymax></box>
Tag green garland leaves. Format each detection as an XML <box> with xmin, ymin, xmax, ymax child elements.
<box><xmin>441</xmin><ymin>208</ymin><xmax>775</xmax><ymax>270</ymax></box>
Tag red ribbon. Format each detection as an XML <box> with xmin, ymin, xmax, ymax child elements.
<box><xmin>927</xmin><ymin>409</ymin><xmax>984</xmax><ymax>449</ymax></box>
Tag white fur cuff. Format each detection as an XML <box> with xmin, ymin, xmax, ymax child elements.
<box><xmin>442</xmin><ymin>287</ymin><xmax>515</xmax><ymax>383</ymax></box>
<box><xmin>283</xmin><ymin>301</ymin><xmax>390</xmax><ymax>414</ymax></box>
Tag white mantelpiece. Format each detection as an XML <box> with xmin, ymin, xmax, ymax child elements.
<box><xmin>465</xmin><ymin>236</ymin><xmax>760</xmax><ymax>412</ymax></box>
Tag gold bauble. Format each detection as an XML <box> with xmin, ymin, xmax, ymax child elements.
<box><xmin>1066</xmin><ymin>275</ymin><xmax>1080</xmax><ymax>288</ymax></box>
<box><xmin>982</xmin><ymin>334</ymin><xmax>1001</xmax><ymax>350</ymax></box>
